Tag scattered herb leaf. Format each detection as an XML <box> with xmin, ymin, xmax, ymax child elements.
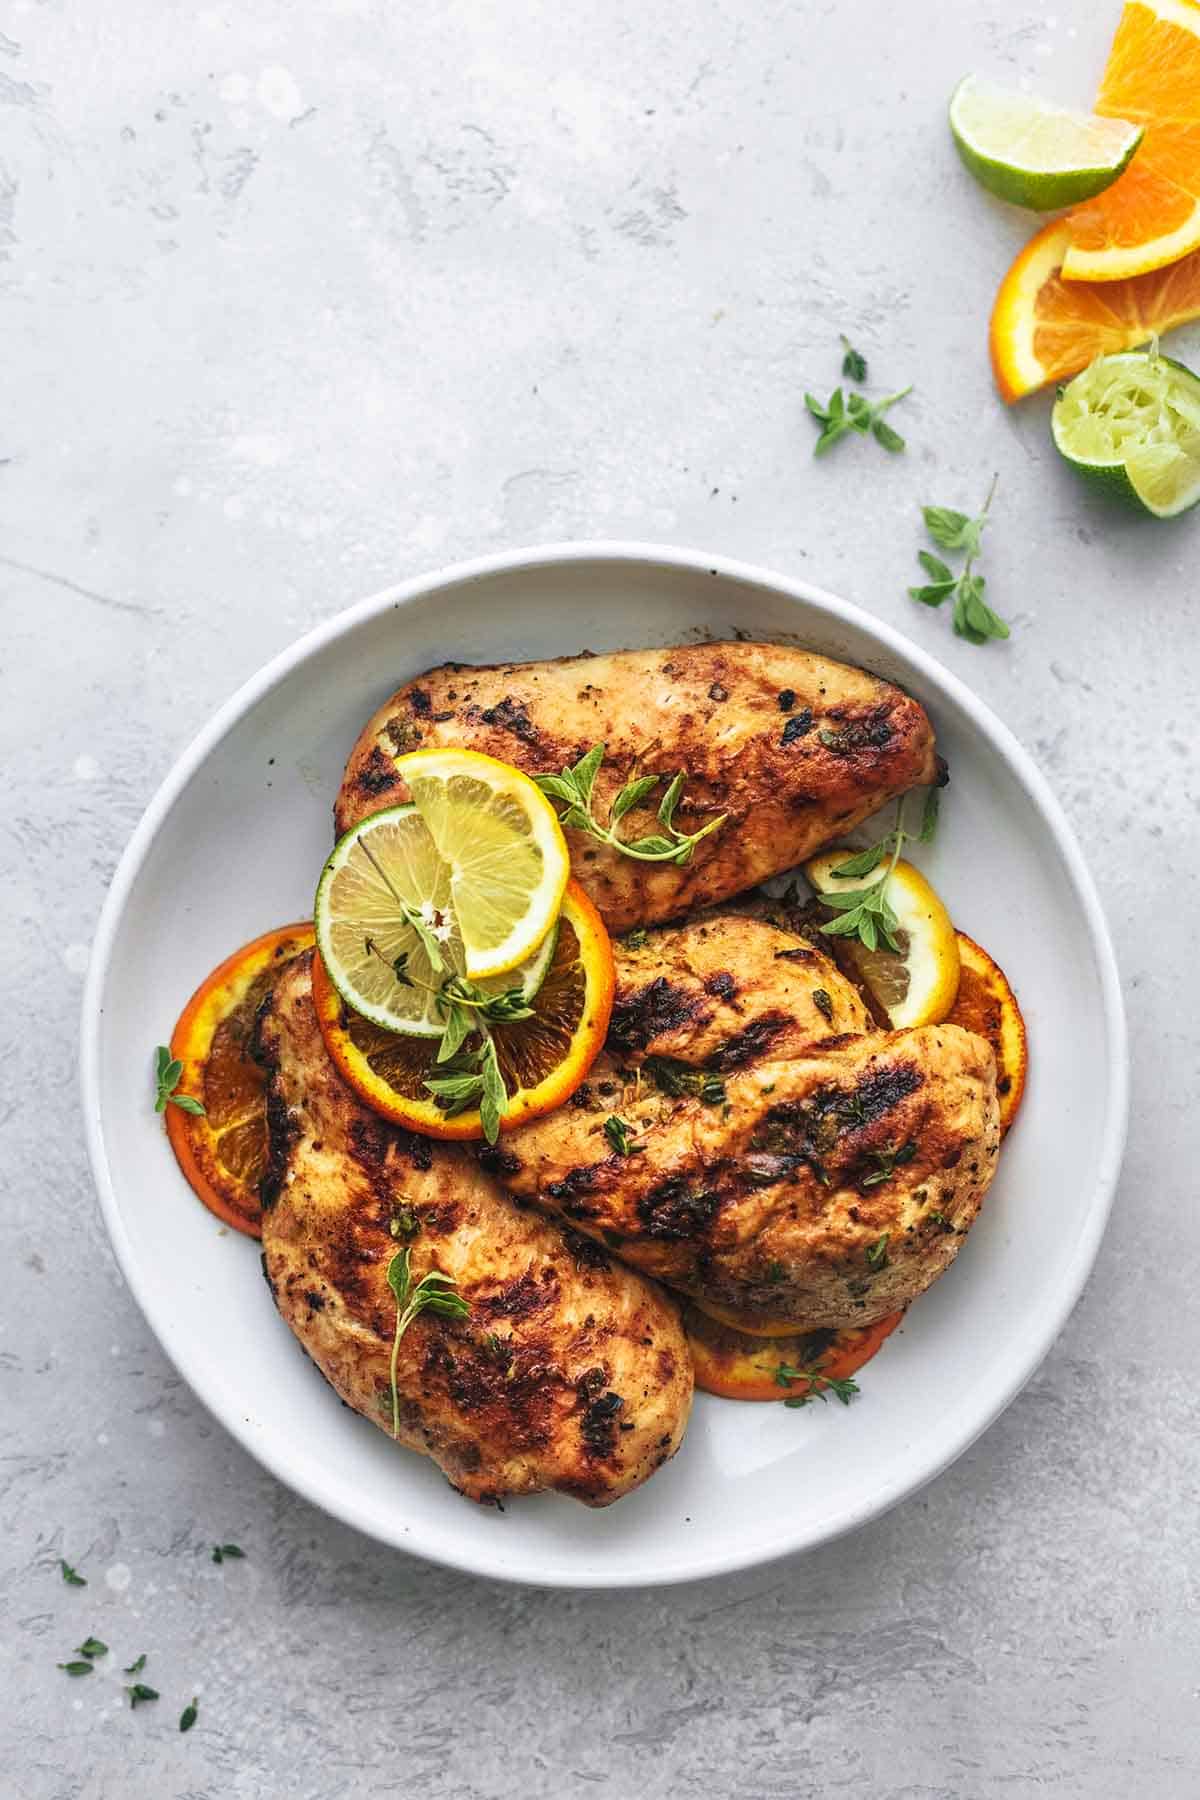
<box><xmin>153</xmin><ymin>1044</ymin><xmax>206</xmax><ymax>1117</ymax></box>
<box><xmin>126</xmin><ymin>1683</ymin><xmax>160</xmax><ymax>1708</ymax></box>
<box><xmin>57</xmin><ymin>1661</ymin><xmax>94</xmax><ymax>1677</ymax></box>
<box><xmin>866</xmin><ymin>1232</ymin><xmax>891</xmax><ymax>1270</ymax></box>
<box><xmin>603</xmin><ymin>1116</ymin><xmax>641</xmax><ymax>1157</ymax></box>
<box><xmin>211</xmin><ymin>1544</ymin><xmax>245</xmax><ymax>1564</ymax></box>
<box><xmin>59</xmin><ymin>1559</ymin><xmax>86</xmax><ymax>1587</ymax></box>
<box><xmin>840</xmin><ymin>334</ymin><xmax>868</xmax><ymax>383</ymax></box>
<box><xmin>76</xmin><ymin>1637</ymin><xmax>108</xmax><ymax>1660</ymax></box>
<box><xmin>642</xmin><ymin>1056</ymin><xmax>726</xmax><ymax>1105</ymax></box>
<box><xmin>384</xmin><ymin>1249</ymin><xmax>470</xmax><ymax>1438</ymax></box>
<box><xmin>124</xmin><ymin>1654</ymin><xmax>147</xmax><ymax>1676</ymax></box>
<box><xmin>180</xmin><ymin>1697</ymin><xmax>199</xmax><ymax>1733</ymax></box>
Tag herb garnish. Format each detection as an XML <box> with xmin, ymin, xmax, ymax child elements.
<box><xmin>389</xmin><ymin>1207</ymin><xmax>419</xmax><ymax>1240</ymax></box>
<box><xmin>534</xmin><ymin>746</ymin><xmax>726</xmax><ymax>866</ymax></box>
<box><xmin>57</xmin><ymin>1660</ymin><xmax>94</xmax><ymax>1676</ymax></box>
<box><xmin>384</xmin><ymin>1249</ymin><xmax>470</xmax><ymax>1438</ymax></box>
<box><xmin>775</xmin><ymin>1364</ymin><xmax>861</xmax><ymax>1408</ymax></box>
<box><xmin>59</xmin><ymin>1558</ymin><xmax>86</xmax><ymax>1587</ymax></box>
<box><xmin>866</xmin><ymin>1232</ymin><xmax>891</xmax><ymax>1270</ymax></box>
<box><xmin>363</xmin><ymin>932</ymin><xmax>535</xmax><ymax>1145</ymax></box>
<box><xmin>180</xmin><ymin>1697</ymin><xmax>199</xmax><ymax>1733</ymax></box>
<box><xmin>806</xmin><ymin>384</ymin><xmax>911</xmax><ymax>456</ymax></box>
<box><xmin>211</xmin><ymin>1544</ymin><xmax>245</xmax><ymax>1564</ymax></box>
<box><xmin>812</xmin><ymin>988</ymin><xmax>834</xmax><ymax>1023</ymax></box>
<box><xmin>642</xmin><ymin>1056</ymin><xmax>726</xmax><ymax>1105</ymax></box>
<box><xmin>603</xmin><ymin>1116</ymin><xmax>641</xmax><ymax>1157</ymax></box>
<box><xmin>910</xmin><ymin>475</ymin><xmax>1010</xmax><ymax>644</ymax></box>
<box><xmin>75</xmin><ymin>1637</ymin><xmax>108</xmax><ymax>1660</ymax></box>
<box><xmin>624</xmin><ymin>927</ymin><xmax>649</xmax><ymax>950</ymax></box>
<box><xmin>815</xmin><ymin>790</ymin><xmax>939</xmax><ymax>956</ymax></box>
<box><xmin>153</xmin><ymin>1045</ymin><xmax>205</xmax><ymax>1116</ymax></box>
<box><xmin>840</xmin><ymin>335</ymin><xmax>868</xmax><ymax>383</ymax></box>
<box><xmin>126</xmin><ymin>1683</ymin><xmax>160</xmax><ymax>1708</ymax></box>
<box><xmin>124</xmin><ymin>1654</ymin><xmax>147</xmax><ymax>1676</ymax></box>
<box><xmin>861</xmin><ymin>1142</ymin><xmax>918</xmax><ymax>1188</ymax></box>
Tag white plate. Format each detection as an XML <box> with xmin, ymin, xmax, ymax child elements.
<box><xmin>81</xmin><ymin>543</ymin><xmax>1127</xmax><ymax>1588</ymax></box>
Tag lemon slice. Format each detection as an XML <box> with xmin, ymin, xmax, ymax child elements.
<box><xmin>395</xmin><ymin>747</ymin><xmax>569</xmax><ymax>979</ymax></box>
<box><xmin>804</xmin><ymin>852</ymin><xmax>960</xmax><ymax>1029</ymax></box>
<box><xmin>315</xmin><ymin>804</ymin><xmax>557</xmax><ymax>1036</ymax></box>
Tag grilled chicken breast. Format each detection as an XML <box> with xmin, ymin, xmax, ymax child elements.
<box><xmin>482</xmin><ymin>914</ymin><xmax>1001</xmax><ymax>1331</ymax></box>
<box><xmin>336</xmin><ymin>642</ymin><xmax>940</xmax><ymax>932</ymax></box>
<box><xmin>255</xmin><ymin>953</ymin><xmax>692</xmax><ymax>1506</ymax></box>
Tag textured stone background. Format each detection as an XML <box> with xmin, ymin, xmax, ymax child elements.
<box><xmin>2</xmin><ymin>2</ymin><xmax>1197</xmax><ymax>1795</ymax></box>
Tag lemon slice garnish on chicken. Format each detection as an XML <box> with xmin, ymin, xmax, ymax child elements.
<box><xmin>394</xmin><ymin>747</ymin><xmax>570</xmax><ymax>980</ymax></box>
<box><xmin>804</xmin><ymin>852</ymin><xmax>961</xmax><ymax>1029</ymax></box>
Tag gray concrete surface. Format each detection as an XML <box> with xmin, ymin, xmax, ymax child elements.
<box><xmin>2</xmin><ymin>2</ymin><xmax>1197</xmax><ymax>1795</ymax></box>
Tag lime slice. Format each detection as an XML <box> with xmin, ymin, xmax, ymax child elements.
<box><xmin>950</xmin><ymin>75</ymin><xmax>1143</xmax><ymax>212</ymax></box>
<box><xmin>395</xmin><ymin>747</ymin><xmax>569</xmax><ymax>980</ymax></box>
<box><xmin>1052</xmin><ymin>349</ymin><xmax>1200</xmax><ymax>518</ymax></box>
<box><xmin>315</xmin><ymin>804</ymin><xmax>557</xmax><ymax>1036</ymax></box>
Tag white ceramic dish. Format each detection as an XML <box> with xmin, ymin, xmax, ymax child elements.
<box><xmin>81</xmin><ymin>543</ymin><xmax>1128</xmax><ymax>1589</ymax></box>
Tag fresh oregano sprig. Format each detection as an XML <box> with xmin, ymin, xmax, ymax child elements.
<box><xmin>533</xmin><ymin>746</ymin><xmax>726</xmax><ymax>866</ymax></box>
<box><xmin>384</xmin><ymin>1249</ymin><xmax>470</xmax><ymax>1437</ymax></box>
<box><xmin>806</xmin><ymin>384</ymin><xmax>911</xmax><ymax>456</ymax></box>
<box><xmin>775</xmin><ymin>1363</ymin><xmax>861</xmax><ymax>1408</ymax></box>
<box><xmin>840</xmin><ymin>334</ymin><xmax>868</xmax><ymax>383</ymax></box>
<box><xmin>910</xmin><ymin>474</ymin><xmax>1010</xmax><ymax>644</ymax></box>
<box><xmin>361</xmin><ymin>934</ymin><xmax>532</xmax><ymax>1145</ymax></box>
<box><xmin>816</xmin><ymin>789</ymin><xmax>939</xmax><ymax>955</ymax></box>
<box><xmin>153</xmin><ymin>1045</ymin><xmax>205</xmax><ymax>1116</ymax></box>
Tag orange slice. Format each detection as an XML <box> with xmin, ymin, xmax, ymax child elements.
<box><xmin>992</xmin><ymin>218</ymin><xmax>1200</xmax><ymax>400</ymax></box>
<box><xmin>945</xmin><ymin>932</ymin><xmax>1028</xmax><ymax>1135</ymax></box>
<box><xmin>685</xmin><ymin>1303</ymin><xmax>904</xmax><ymax>1402</ymax></box>
<box><xmin>166</xmin><ymin>922</ymin><xmax>315</xmax><ymax>1236</ymax></box>
<box><xmin>1062</xmin><ymin>1</ymin><xmax>1200</xmax><ymax>283</ymax></box>
<box><xmin>312</xmin><ymin>879</ymin><xmax>614</xmax><ymax>1139</ymax></box>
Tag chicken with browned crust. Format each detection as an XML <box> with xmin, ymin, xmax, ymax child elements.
<box><xmin>336</xmin><ymin>641</ymin><xmax>940</xmax><ymax>933</ymax></box>
<box><xmin>255</xmin><ymin>953</ymin><xmax>692</xmax><ymax>1506</ymax></box>
<box><xmin>480</xmin><ymin>913</ymin><xmax>1000</xmax><ymax>1333</ymax></box>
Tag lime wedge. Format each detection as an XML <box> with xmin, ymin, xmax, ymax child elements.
<box><xmin>1052</xmin><ymin>349</ymin><xmax>1200</xmax><ymax>519</ymax></box>
<box><xmin>315</xmin><ymin>804</ymin><xmax>557</xmax><ymax>1036</ymax></box>
<box><xmin>950</xmin><ymin>75</ymin><xmax>1143</xmax><ymax>211</ymax></box>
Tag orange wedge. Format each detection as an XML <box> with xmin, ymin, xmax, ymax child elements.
<box><xmin>312</xmin><ymin>879</ymin><xmax>614</xmax><ymax>1139</ymax></box>
<box><xmin>684</xmin><ymin>1303</ymin><xmax>904</xmax><ymax>1402</ymax></box>
<box><xmin>1062</xmin><ymin>0</ymin><xmax>1200</xmax><ymax>283</ymax></box>
<box><xmin>992</xmin><ymin>218</ymin><xmax>1200</xmax><ymax>400</ymax></box>
<box><xmin>945</xmin><ymin>932</ymin><xmax>1028</xmax><ymax>1135</ymax></box>
<box><xmin>166</xmin><ymin>922</ymin><xmax>315</xmax><ymax>1236</ymax></box>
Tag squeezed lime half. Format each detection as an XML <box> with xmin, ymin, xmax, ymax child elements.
<box><xmin>1052</xmin><ymin>349</ymin><xmax>1200</xmax><ymax>519</ymax></box>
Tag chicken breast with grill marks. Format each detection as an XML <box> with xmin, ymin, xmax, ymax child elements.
<box><xmin>481</xmin><ymin>914</ymin><xmax>1000</xmax><ymax>1332</ymax></box>
<box><xmin>254</xmin><ymin>953</ymin><xmax>692</xmax><ymax>1507</ymax></box>
<box><xmin>336</xmin><ymin>641</ymin><xmax>940</xmax><ymax>932</ymax></box>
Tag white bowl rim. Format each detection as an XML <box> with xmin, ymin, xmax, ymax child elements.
<box><xmin>80</xmin><ymin>538</ymin><xmax>1129</xmax><ymax>1587</ymax></box>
